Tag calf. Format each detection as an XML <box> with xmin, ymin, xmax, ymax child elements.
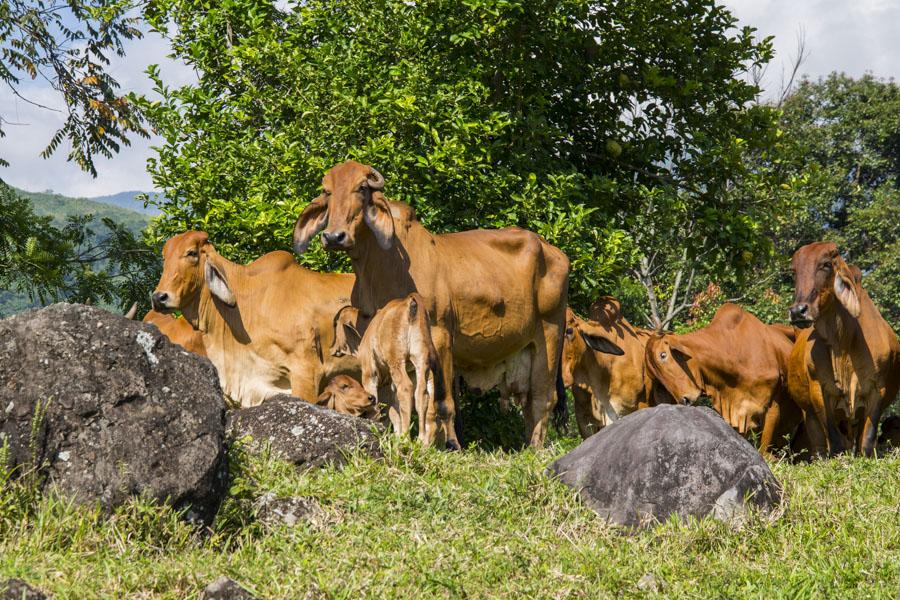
<box><xmin>124</xmin><ymin>303</ymin><xmax>207</xmax><ymax>357</ymax></box>
<box><xmin>317</xmin><ymin>375</ymin><xmax>380</xmax><ymax>420</ymax></box>
<box><xmin>331</xmin><ymin>293</ymin><xmax>446</xmax><ymax>443</ymax></box>
<box><xmin>645</xmin><ymin>303</ymin><xmax>801</xmax><ymax>454</ymax></box>
<box><xmin>143</xmin><ymin>309</ymin><xmax>207</xmax><ymax>357</ymax></box>
<box><xmin>787</xmin><ymin>242</ymin><xmax>900</xmax><ymax>457</ymax></box>
<box><xmin>561</xmin><ymin>297</ymin><xmax>653</xmax><ymax>438</ymax></box>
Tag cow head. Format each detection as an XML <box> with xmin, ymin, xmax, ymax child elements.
<box><xmin>151</xmin><ymin>231</ymin><xmax>211</xmax><ymax>313</ymax></box>
<box><xmin>293</xmin><ymin>161</ymin><xmax>394</xmax><ymax>256</ymax></box>
<box><xmin>562</xmin><ymin>309</ymin><xmax>625</xmax><ymax>386</ymax></box>
<box><xmin>644</xmin><ymin>335</ymin><xmax>703</xmax><ymax>405</ymax></box>
<box><xmin>152</xmin><ymin>231</ymin><xmax>237</xmax><ymax>315</ymax></box>
<box><xmin>316</xmin><ymin>375</ymin><xmax>379</xmax><ymax>420</ymax></box>
<box><xmin>789</xmin><ymin>241</ymin><xmax>861</xmax><ymax>327</ymax></box>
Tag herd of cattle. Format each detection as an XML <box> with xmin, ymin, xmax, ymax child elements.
<box><xmin>140</xmin><ymin>160</ymin><xmax>900</xmax><ymax>458</ymax></box>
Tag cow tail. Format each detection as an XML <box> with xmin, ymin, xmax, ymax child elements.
<box><xmin>552</xmin><ymin>363</ymin><xmax>569</xmax><ymax>432</ymax></box>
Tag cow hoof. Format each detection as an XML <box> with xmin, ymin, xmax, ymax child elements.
<box><xmin>445</xmin><ymin>440</ymin><xmax>461</xmax><ymax>452</ymax></box>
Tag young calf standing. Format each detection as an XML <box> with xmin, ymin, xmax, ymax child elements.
<box><xmin>332</xmin><ymin>293</ymin><xmax>446</xmax><ymax>443</ymax></box>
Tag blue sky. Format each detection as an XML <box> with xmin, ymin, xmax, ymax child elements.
<box><xmin>1</xmin><ymin>0</ymin><xmax>899</xmax><ymax>197</ymax></box>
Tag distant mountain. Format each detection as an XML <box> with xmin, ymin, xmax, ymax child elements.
<box><xmin>0</xmin><ymin>188</ymin><xmax>154</xmax><ymax>317</ymax></box>
<box><xmin>87</xmin><ymin>190</ymin><xmax>163</xmax><ymax>216</ymax></box>
<box><xmin>12</xmin><ymin>188</ymin><xmax>163</xmax><ymax>217</ymax></box>
<box><xmin>12</xmin><ymin>188</ymin><xmax>153</xmax><ymax>233</ymax></box>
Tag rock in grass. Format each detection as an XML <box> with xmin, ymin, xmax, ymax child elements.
<box><xmin>548</xmin><ymin>405</ymin><xmax>782</xmax><ymax>527</ymax></box>
<box><xmin>0</xmin><ymin>579</ymin><xmax>47</xmax><ymax>599</ymax></box>
<box><xmin>201</xmin><ymin>576</ymin><xmax>258</xmax><ymax>600</ymax></box>
<box><xmin>0</xmin><ymin>303</ymin><xmax>228</xmax><ymax>524</ymax></box>
<box><xmin>254</xmin><ymin>493</ymin><xmax>326</xmax><ymax>528</ymax></box>
<box><xmin>227</xmin><ymin>396</ymin><xmax>382</xmax><ymax>469</ymax></box>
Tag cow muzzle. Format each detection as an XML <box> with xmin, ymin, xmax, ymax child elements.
<box><xmin>788</xmin><ymin>303</ymin><xmax>814</xmax><ymax>328</ymax></box>
<box><xmin>151</xmin><ymin>291</ymin><xmax>174</xmax><ymax>312</ymax></box>
<box><xmin>321</xmin><ymin>229</ymin><xmax>352</xmax><ymax>250</ymax></box>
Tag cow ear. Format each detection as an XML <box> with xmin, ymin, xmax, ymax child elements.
<box><xmin>669</xmin><ymin>344</ymin><xmax>692</xmax><ymax>362</ymax></box>
<box><xmin>331</xmin><ymin>306</ymin><xmax>362</xmax><ymax>357</ymax></box>
<box><xmin>364</xmin><ymin>191</ymin><xmax>395</xmax><ymax>250</ymax></box>
<box><xmin>293</xmin><ymin>195</ymin><xmax>329</xmax><ymax>254</ymax></box>
<box><xmin>579</xmin><ymin>328</ymin><xmax>624</xmax><ymax>356</ymax></box>
<box><xmin>316</xmin><ymin>390</ymin><xmax>334</xmax><ymax>409</ymax></box>
<box><xmin>833</xmin><ymin>258</ymin><xmax>861</xmax><ymax>318</ymax></box>
<box><xmin>204</xmin><ymin>260</ymin><xmax>236</xmax><ymax>307</ymax></box>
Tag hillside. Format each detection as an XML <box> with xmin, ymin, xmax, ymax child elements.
<box><xmin>0</xmin><ymin>188</ymin><xmax>154</xmax><ymax>317</ymax></box>
<box><xmin>12</xmin><ymin>188</ymin><xmax>154</xmax><ymax>232</ymax></box>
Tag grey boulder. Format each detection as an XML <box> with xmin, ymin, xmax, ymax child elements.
<box><xmin>227</xmin><ymin>395</ymin><xmax>382</xmax><ymax>469</ymax></box>
<box><xmin>0</xmin><ymin>303</ymin><xmax>228</xmax><ymax>523</ymax></box>
<box><xmin>548</xmin><ymin>405</ymin><xmax>782</xmax><ymax>527</ymax></box>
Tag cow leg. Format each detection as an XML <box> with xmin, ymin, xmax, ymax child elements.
<box><xmin>290</xmin><ymin>371</ymin><xmax>320</xmax><ymax>404</ymax></box>
<box><xmin>758</xmin><ymin>397</ymin><xmax>782</xmax><ymax>457</ymax></box>
<box><xmin>525</xmin><ymin>320</ymin><xmax>563</xmax><ymax>448</ymax></box>
<box><xmin>392</xmin><ymin>366</ymin><xmax>415</xmax><ymax>439</ymax></box>
<box><xmin>572</xmin><ymin>386</ymin><xmax>600</xmax><ymax>439</ymax></box>
<box><xmin>430</xmin><ymin>326</ymin><xmax>459</xmax><ymax>450</ymax></box>
<box><xmin>859</xmin><ymin>402</ymin><xmax>883</xmax><ymax>457</ymax></box>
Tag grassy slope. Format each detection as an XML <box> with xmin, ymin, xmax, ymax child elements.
<box><xmin>1</xmin><ymin>435</ymin><xmax>897</xmax><ymax>599</ymax></box>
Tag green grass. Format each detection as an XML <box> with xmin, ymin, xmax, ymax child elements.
<box><xmin>1</xmin><ymin>434</ymin><xmax>897</xmax><ymax>599</ymax></box>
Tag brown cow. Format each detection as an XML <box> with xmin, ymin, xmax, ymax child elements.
<box><xmin>645</xmin><ymin>303</ymin><xmax>801</xmax><ymax>454</ymax></box>
<box><xmin>124</xmin><ymin>302</ymin><xmax>207</xmax><ymax>357</ymax></box>
<box><xmin>787</xmin><ymin>242</ymin><xmax>900</xmax><ymax>457</ymax></box>
<box><xmin>143</xmin><ymin>309</ymin><xmax>207</xmax><ymax>357</ymax></box>
<box><xmin>316</xmin><ymin>375</ymin><xmax>380</xmax><ymax>420</ymax></box>
<box><xmin>151</xmin><ymin>231</ymin><xmax>358</xmax><ymax>407</ymax></box>
<box><xmin>331</xmin><ymin>293</ymin><xmax>446</xmax><ymax>442</ymax></box>
<box><xmin>293</xmin><ymin>161</ymin><xmax>569</xmax><ymax>448</ymax></box>
<box><xmin>561</xmin><ymin>297</ymin><xmax>653</xmax><ymax>438</ymax></box>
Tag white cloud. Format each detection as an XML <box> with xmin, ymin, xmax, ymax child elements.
<box><xmin>0</xmin><ymin>29</ymin><xmax>194</xmax><ymax>197</ymax></box>
<box><xmin>723</xmin><ymin>0</ymin><xmax>900</xmax><ymax>98</ymax></box>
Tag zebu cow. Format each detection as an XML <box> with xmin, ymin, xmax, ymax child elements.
<box><xmin>293</xmin><ymin>161</ymin><xmax>570</xmax><ymax>448</ymax></box>
<box><xmin>561</xmin><ymin>297</ymin><xmax>653</xmax><ymax>438</ymax></box>
<box><xmin>645</xmin><ymin>303</ymin><xmax>801</xmax><ymax>454</ymax></box>
<box><xmin>151</xmin><ymin>231</ymin><xmax>358</xmax><ymax>407</ymax></box>
<box><xmin>787</xmin><ymin>242</ymin><xmax>900</xmax><ymax>457</ymax></box>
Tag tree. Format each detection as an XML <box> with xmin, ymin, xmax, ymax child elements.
<box><xmin>0</xmin><ymin>0</ymin><xmax>148</xmax><ymax>174</ymax></box>
<box><xmin>140</xmin><ymin>0</ymin><xmax>780</xmax><ymax>320</ymax></box>
<box><xmin>0</xmin><ymin>182</ymin><xmax>161</xmax><ymax>313</ymax></box>
<box><xmin>774</xmin><ymin>73</ymin><xmax>900</xmax><ymax>331</ymax></box>
<box><xmin>0</xmin><ymin>1</ymin><xmax>156</xmax><ymax>311</ymax></box>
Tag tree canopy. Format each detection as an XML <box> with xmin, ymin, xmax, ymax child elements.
<box><xmin>141</xmin><ymin>0</ymin><xmax>780</xmax><ymax>322</ymax></box>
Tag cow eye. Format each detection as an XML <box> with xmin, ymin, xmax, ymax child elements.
<box><xmin>565</xmin><ymin>327</ymin><xmax>573</xmax><ymax>336</ymax></box>
<box><xmin>186</xmin><ymin>249</ymin><xmax>198</xmax><ymax>258</ymax></box>
<box><xmin>660</xmin><ymin>352</ymin><xmax>667</xmax><ymax>360</ymax></box>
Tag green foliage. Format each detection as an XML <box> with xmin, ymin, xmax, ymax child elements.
<box><xmin>773</xmin><ymin>73</ymin><xmax>900</xmax><ymax>331</ymax></box>
<box><xmin>0</xmin><ymin>182</ymin><xmax>160</xmax><ymax>316</ymax></box>
<box><xmin>140</xmin><ymin>0</ymin><xmax>778</xmax><ymax>315</ymax></box>
<box><xmin>1</xmin><ymin>440</ymin><xmax>898</xmax><ymax>597</ymax></box>
<box><xmin>0</xmin><ymin>0</ymin><xmax>148</xmax><ymax>174</ymax></box>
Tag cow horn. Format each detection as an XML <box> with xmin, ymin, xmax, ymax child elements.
<box><xmin>124</xmin><ymin>302</ymin><xmax>138</xmax><ymax>320</ymax></box>
<box><xmin>367</xmin><ymin>168</ymin><xmax>385</xmax><ymax>190</ymax></box>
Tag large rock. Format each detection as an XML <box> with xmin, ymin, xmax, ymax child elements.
<box><xmin>227</xmin><ymin>396</ymin><xmax>382</xmax><ymax>469</ymax></box>
<box><xmin>0</xmin><ymin>303</ymin><xmax>228</xmax><ymax>523</ymax></box>
<box><xmin>548</xmin><ymin>405</ymin><xmax>782</xmax><ymax>527</ymax></box>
